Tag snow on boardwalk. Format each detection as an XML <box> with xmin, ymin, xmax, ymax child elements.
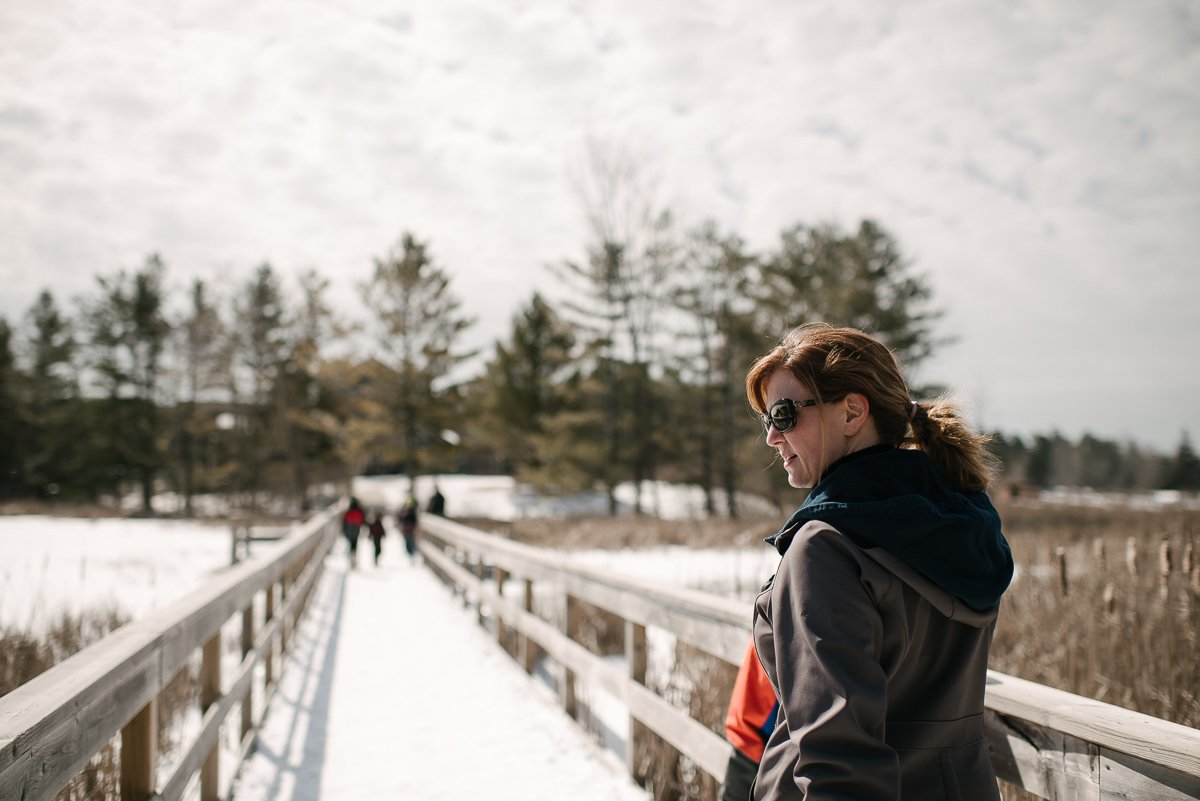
<box><xmin>231</xmin><ymin>547</ymin><xmax>650</xmax><ymax>801</ymax></box>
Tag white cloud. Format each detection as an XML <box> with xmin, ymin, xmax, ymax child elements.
<box><xmin>0</xmin><ymin>0</ymin><xmax>1197</xmax><ymax>450</ymax></box>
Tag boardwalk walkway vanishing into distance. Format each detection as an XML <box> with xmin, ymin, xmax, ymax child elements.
<box><xmin>229</xmin><ymin>548</ymin><xmax>649</xmax><ymax>801</ymax></box>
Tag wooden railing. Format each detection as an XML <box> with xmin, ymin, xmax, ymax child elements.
<box><xmin>419</xmin><ymin>515</ymin><xmax>1200</xmax><ymax>801</ymax></box>
<box><xmin>0</xmin><ymin>505</ymin><xmax>339</xmax><ymax>801</ymax></box>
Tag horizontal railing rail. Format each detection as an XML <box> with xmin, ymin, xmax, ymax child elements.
<box><xmin>0</xmin><ymin>504</ymin><xmax>340</xmax><ymax>801</ymax></box>
<box><xmin>419</xmin><ymin>515</ymin><xmax>1200</xmax><ymax>801</ymax></box>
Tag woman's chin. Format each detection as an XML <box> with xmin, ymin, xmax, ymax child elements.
<box><xmin>785</xmin><ymin>466</ymin><xmax>812</xmax><ymax>489</ymax></box>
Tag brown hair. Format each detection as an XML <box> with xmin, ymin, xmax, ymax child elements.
<box><xmin>745</xmin><ymin>322</ymin><xmax>997</xmax><ymax>492</ymax></box>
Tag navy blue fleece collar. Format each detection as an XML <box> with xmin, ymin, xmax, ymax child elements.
<box><xmin>766</xmin><ymin>446</ymin><xmax>1013</xmax><ymax>612</ymax></box>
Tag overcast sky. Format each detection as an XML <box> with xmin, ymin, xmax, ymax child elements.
<box><xmin>2</xmin><ymin>0</ymin><xmax>1197</xmax><ymax>452</ymax></box>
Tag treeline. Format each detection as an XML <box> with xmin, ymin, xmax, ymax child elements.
<box><xmin>1</xmin><ymin>212</ymin><xmax>1195</xmax><ymax>516</ymax></box>
<box><xmin>991</xmin><ymin>431</ymin><xmax>1199</xmax><ymax>495</ymax></box>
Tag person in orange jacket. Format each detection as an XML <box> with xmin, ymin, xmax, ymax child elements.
<box><xmin>720</xmin><ymin>639</ymin><xmax>778</xmax><ymax>801</ymax></box>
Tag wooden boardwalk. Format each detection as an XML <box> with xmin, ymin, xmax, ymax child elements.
<box><xmin>229</xmin><ymin>551</ymin><xmax>649</xmax><ymax>801</ymax></box>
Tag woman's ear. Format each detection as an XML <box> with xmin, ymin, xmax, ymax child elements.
<box><xmin>842</xmin><ymin>392</ymin><xmax>871</xmax><ymax>436</ymax></box>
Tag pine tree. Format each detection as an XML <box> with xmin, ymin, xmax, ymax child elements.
<box><xmin>1162</xmin><ymin>432</ymin><xmax>1200</xmax><ymax>491</ymax></box>
<box><xmin>473</xmin><ymin>293</ymin><xmax>576</xmax><ymax>478</ymax></box>
<box><xmin>361</xmin><ymin>233</ymin><xmax>475</xmax><ymax>477</ymax></box>
<box><xmin>759</xmin><ymin>219</ymin><xmax>946</xmax><ymax>377</ymax></box>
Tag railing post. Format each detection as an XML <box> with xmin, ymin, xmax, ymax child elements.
<box><xmin>475</xmin><ymin>557</ymin><xmax>487</xmax><ymax>625</ymax></box>
<box><xmin>521</xmin><ymin>578</ymin><xmax>536</xmax><ymax>674</ymax></box>
<box><xmin>280</xmin><ymin>563</ymin><xmax>294</xmax><ymax>654</ymax></box>
<box><xmin>563</xmin><ymin>593</ymin><xmax>579</xmax><ymax>719</ymax></box>
<box><xmin>241</xmin><ymin>602</ymin><xmax>254</xmax><ymax>740</ymax></box>
<box><xmin>119</xmin><ymin>697</ymin><xmax>157</xmax><ymax>801</ymax></box>
<box><xmin>200</xmin><ymin>632</ymin><xmax>222</xmax><ymax>801</ymax></box>
<box><xmin>495</xmin><ymin>568</ymin><xmax>509</xmax><ymax>647</ymax></box>
<box><xmin>264</xmin><ymin>580</ymin><xmax>276</xmax><ymax>684</ymax></box>
<box><xmin>625</xmin><ymin>619</ymin><xmax>648</xmax><ymax>782</ymax></box>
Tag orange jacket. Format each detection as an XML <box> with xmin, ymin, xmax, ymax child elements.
<box><xmin>724</xmin><ymin>638</ymin><xmax>778</xmax><ymax>763</ymax></box>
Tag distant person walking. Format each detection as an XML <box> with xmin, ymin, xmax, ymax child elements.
<box><xmin>367</xmin><ymin>512</ymin><xmax>386</xmax><ymax>567</ymax></box>
<box><xmin>342</xmin><ymin>497</ymin><xmax>366</xmax><ymax>569</ymax></box>
<box><xmin>397</xmin><ymin>495</ymin><xmax>419</xmax><ymax>562</ymax></box>
<box><xmin>427</xmin><ymin>484</ymin><xmax>446</xmax><ymax>516</ymax></box>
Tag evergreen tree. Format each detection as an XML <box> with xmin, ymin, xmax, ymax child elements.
<box><xmin>83</xmin><ymin>258</ymin><xmax>170</xmax><ymax>510</ymax></box>
<box><xmin>174</xmin><ymin>279</ymin><xmax>230</xmax><ymax>514</ymax></box>
<box><xmin>0</xmin><ymin>318</ymin><xmax>21</xmax><ymax>497</ymax></box>
<box><xmin>231</xmin><ymin>264</ymin><xmax>295</xmax><ymax>508</ymax></box>
<box><xmin>20</xmin><ymin>292</ymin><xmax>80</xmax><ymax>498</ymax></box>
<box><xmin>555</xmin><ymin>143</ymin><xmax>675</xmax><ymax>513</ymax></box>
<box><xmin>670</xmin><ymin>220</ymin><xmax>763</xmax><ymax>517</ymax></box>
<box><xmin>361</xmin><ymin>233</ymin><xmax>475</xmax><ymax>477</ymax></box>
<box><xmin>1162</xmin><ymin>431</ymin><xmax>1200</xmax><ymax>491</ymax></box>
<box><xmin>760</xmin><ymin>219</ymin><xmax>946</xmax><ymax>377</ymax></box>
<box><xmin>474</xmin><ymin>293</ymin><xmax>576</xmax><ymax>479</ymax></box>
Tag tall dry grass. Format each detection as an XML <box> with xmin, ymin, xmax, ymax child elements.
<box><xmin>989</xmin><ymin>501</ymin><xmax>1199</xmax><ymax>729</ymax></box>
<box><xmin>988</xmin><ymin>503</ymin><xmax>1199</xmax><ymax>801</ymax></box>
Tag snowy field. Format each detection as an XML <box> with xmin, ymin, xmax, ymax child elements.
<box><xmin>350</xmin><ymin>473</ymin><xmax>777</xmax><ymax>522</ymax></box>
<box><xmin>0</xmin><ymin>516</ymin><xmax>243</xmax><ymax>633</ymax></box>
<box><xmin>0</xmin><ymin>475</ymin><xmax>777</xmax><ymax>637</ymax></box>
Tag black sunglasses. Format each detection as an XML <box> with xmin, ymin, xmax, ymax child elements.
<box><xmin>759</xmin><ymin>398</ymin><xmax>818</xmax><ymax>434</ymax></box>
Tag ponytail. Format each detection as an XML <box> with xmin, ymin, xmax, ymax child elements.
<box><xmin>906</xmin><ymin>399</ymin><xmax>998</xmax><ymax>493</ymax></box>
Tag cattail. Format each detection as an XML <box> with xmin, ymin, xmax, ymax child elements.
<box><xmin>1103</xmin><ymin>583</ymin><xmax>1116</xmax><ymax>616</ymax></box>
<box><xmin>1056</xmin><ymin>546</ymin><xmax>1069</xmax><ymax>596</ymax></box>
<box><xmin>1125</xmin><ymin>537</ymin><xmax>1139</xmax><ymax>577</ymax></box>
<box><xmin>1093</xmin><ymin>539</ymin><xmax>1107</xmax><ymax>573</ymax></box>
<box><xmin>1183</xmin><ymin>541</ymin><xmax>1194</xmax><ymax>575</ymax></box>
<box><xmin>1159</xmin><ymin>538</ymin><xmax>1172</xmax><ymax>579</ymax></box>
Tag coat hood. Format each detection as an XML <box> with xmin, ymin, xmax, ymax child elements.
<box><xmin>767</xmin><ymin>445</ymin><xmax>1013</xmax><ymax>613</ymax></box>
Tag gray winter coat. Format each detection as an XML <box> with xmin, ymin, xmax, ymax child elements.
<box><xmin>752</xmin><ymin>520</ymin><xmax>1001</xmax><ymax>801</ymax></box>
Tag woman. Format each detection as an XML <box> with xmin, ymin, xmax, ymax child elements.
<box><xmin>746</xmin><ymin>323</ymin><xmax>1013</xmax><ymax>800</ymax></box>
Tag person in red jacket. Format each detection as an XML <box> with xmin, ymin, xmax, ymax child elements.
<box><xmin>342</xmin><ymin>497</ymin><xmax>365</xmax><ymax>569</ymax></box>
<box><xmin>720</xmin><ymin>639</ymin><xmax>778</xmax><ymax>801</ymax></box>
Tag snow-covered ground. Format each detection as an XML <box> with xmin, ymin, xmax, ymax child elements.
<box><xmin>0</xmin><ymin>475</ymin><xmax>776</xmax><ymax>636</ymax></box>
<box><xmin>351</xmin><ymin>473</ymin><xmax>777</xmax><ymax>522</ymax></box>
<box><xmin>0</xmin><ymin>516</ymin><xmax>240</xmax><ymax>633</ymax></box>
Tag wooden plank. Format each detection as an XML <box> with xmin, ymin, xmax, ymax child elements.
<box><xmin>423</xmin><ymin>546</ymin><xmax>734</xmax><ymax>782</ymax></box>
<box><xmin>119</xmin><ymin>698</ymin><xmax>157</xmax><ymax>801</ymax></box>
<box><xmin>264</xmin><ymin>581</ymin><xmax>276</xmax><ymax>684</ymax></box>
<box><xmin>0</xmin><ymin>628</ymin><xmax>162</xmax><ymax>801</ymax></box>
<box><xmin>1098</xmin><ymin>746</ymin><xmax>1200</xmax><ymax>800</ymax></box>
<box><xmin>986</xmin><ymin>671</ymin><xmax>1200</xmax><ymax>779</ymax></box>
<box><xmin>157</xmin><ymin>632</ymin><xmax>263</xmax><ymax>801</ymax></box>
<box><xmin>423</xmin><ymin>516</ymin><xmax>751</xmax><ymax>664</ymax></box>
<box><xmin>626</xmin><ymin>620</ymin><xmax>650</xmax><ymax>781</ymax></box>
<box><xmin>521</xmin><ymin>578</ymin><xmax>536</xmax><ymax>674</ymax></box>
<box><xmin>563</xmin><ymin>594</ymin><xmax>580</xmax><ymax>719</ymax></box>
<box><xmin>241</xmin><ymin>604</ymin><xmax>254</xmax><ymax>740</ymax></box>
<box><xmin>199</xmin><ymin>633</ymin><xmax>221</xmax><ymax>801</ymax></box>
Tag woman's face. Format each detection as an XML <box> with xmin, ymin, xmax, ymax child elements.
<box><xmin>762</xmin><ymin>369</ymin><xmax>850</xmax><ymax>489</ymax></box>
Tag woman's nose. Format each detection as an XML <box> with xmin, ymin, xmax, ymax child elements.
<box><xmin>764</xmin><ymin>425</ymin><xmax>783</xmax><ymax>445</ymax></box>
